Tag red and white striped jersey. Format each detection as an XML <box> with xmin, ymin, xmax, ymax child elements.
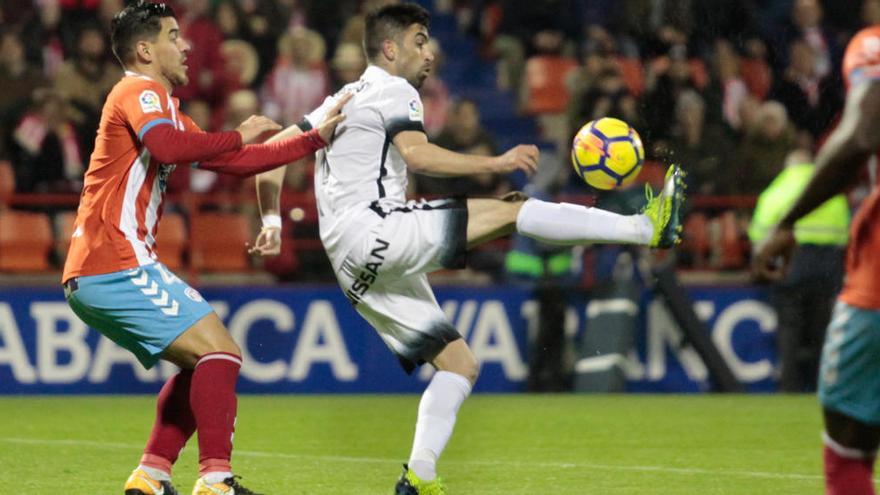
<box><xmin>62</xmin><ymin>71</ymin><xmax>198</xmax><ymax>283</ymax></box>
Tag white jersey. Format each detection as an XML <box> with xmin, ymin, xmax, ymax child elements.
<box><xmin>302</xmin><ymin>65</ymin><xmax>426</xmax><ymax>269</ymax></box>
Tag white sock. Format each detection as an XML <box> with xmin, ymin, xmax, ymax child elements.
<box><xmin>203</xmin><ymin>471</ymin><xmax>233</xmax><ymax>484</ymax></box>
<box><xmin>516</xmin><ymin>198</ymin><xmax>653</xmax><ymax>245</ymax></box>
<box><xmin>408</xmin><ymin>371</ymin><xmax>473</xmax><ymax>481</ymax></box>
<box><xmin>137</xmin><ymin>465</ymin><xmax>171</xmax><ymax>481</ymax></box>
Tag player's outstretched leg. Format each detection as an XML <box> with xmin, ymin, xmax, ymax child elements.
<box><xmin>513</xmin><ymin>164</ymin><xmax>686</xmax><ymax>248</ymax></box>
<box><xmin>395</xmin><ymin>463</ymin><xmax>447</xmax><ymax>495</ymax></box>
<box><xmin>640</xmin><ymin>164</ymin><xmax>686</xmax><ymax>248</ymax></box>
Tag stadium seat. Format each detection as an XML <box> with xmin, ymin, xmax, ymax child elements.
<box><xmin>155</xmin><ymin>211</ymin><xmax>187</xmax><ymax>271</ymax></box>
<box><xmin>0</xmin><ymin>160</ymin><xmax>14</xmax><ymax>210</ymax></box>
<box><xmin>522</xmin><ymin>55</ymin><xmax>579</xmax><ymax>115</ymax></box>
<box><xmin>189</xmin><ymin>212</ymin><xmax>252</xmax><ymax>272</ymax></box>
<box><xmin>615</xmin><ymin>56</ymin><xmax>644</xmax><ymax>97</ymax></box>
<box><xmin>682</xmin><ymin>212</ymin><xmax>710</xmax><ymax>268</ymax></box>
<box><xmin>0</xmin><ymin>210</ymin><xmax>53</xmax><ymax>272</ymax></box>
<box><xmin>633</xmin><ymin>160</ymin><xmax>667</xmax><ymax>189</ymax></box>
<box><xmin>717</xmin><ymin>210</ymin><xmax>746</xmax><ymax>269</ymax></box>
<box><xmin>54</xmin><ymin>211</ymin><xmax>77</xmax><ymax>265</ymax></box>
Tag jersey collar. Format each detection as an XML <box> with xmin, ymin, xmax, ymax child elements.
<box><xmin>363</xmin><ymin>65</ymin><xmax>392</xmax><ymax>81</ymax></box>
<box><xmin>124</xmin><ymin>70</ymin><xmax>157</xmax><ymax>82</ymax></box>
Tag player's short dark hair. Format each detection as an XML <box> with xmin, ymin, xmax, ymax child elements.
<box><xmin>363</xmin><ymin>3</ymin><xmax>430</xmax><ymax>61</ymax></box>
<box><xmin>110</xmin><ymin>0</ymin><xmax>175</xmax><ymax>66</ymax></box>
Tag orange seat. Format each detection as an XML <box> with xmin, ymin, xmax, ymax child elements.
<box><xmin>682</xmin><ymin>212</ymin><xmax>710</xmax><ymax>268</ymax></box>
<box><xmin>523</xmin><ymin>55</ymin><xmax>579</xmax><ymax>114</ymax></box>
<box><xmin>54</xmin><ymin>211</ymin><xmax>77</xmax><ymax>266</ymax></box>
<box><xmin>615</xmin><ymin>56</ymin><xmax>644</xmax><ymax>97</ymax></box>
<box><xmin>155</xmin><ymin>212</ymin><xmax>187</xmax><ymax>271</ymax></box>
<box><xmin>631</xmin><ymin>160</ymin><xmax>667</xmax><ymax>189</ymax></box>
<box><xmin>717</xmin><ymin>210</ymin><xmax>746</xmax><ymax>269</ymax></box>
<box><xmin>189</xmin><ymin>212</ymin><xmax>251</xmax><ymax>272</ymax></box>
<box><xmin>0</xmin><ymin>210</ymin><xmax>53</xmax><ymax>271</ymax></box>
<box><xmin>0</xmin><ymin>160</ymin><xmax>14</xmax><ymax>210</ymax></box>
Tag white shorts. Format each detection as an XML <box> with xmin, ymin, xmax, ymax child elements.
<box><xmin>334</xmin><ymin>198</ymin><xmax>468</xmax><ymax>373</ymax></box>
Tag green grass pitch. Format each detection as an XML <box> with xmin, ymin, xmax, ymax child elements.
<box><xmin>0</xmin><ymin>394</ymin><xmax>860</xmax><ymax>494</ymax></box>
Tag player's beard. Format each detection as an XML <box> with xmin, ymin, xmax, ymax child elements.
<box><xmin>410</xmin><ymin>69</ymin><xmax>429</xmax><ymax>89</ymax></box>
<box><xmin>169</xmin><ymin>67</ymin><xmax>189</xmax><ymax>87</ymax></box>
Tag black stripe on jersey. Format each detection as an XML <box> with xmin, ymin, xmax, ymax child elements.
<box><xmin>385</xmin><ymin>119</ymin><xmax>425</xmax><ymax>139</ymax></box>
<box><xmin>297</xmin><ymin>118</ymin><xmax>313</xmax><ymax>132</ymax></box>
<box><xmin>377</xmin><ymin>134</ymin><xmax>390</xmax><ymax>198</ymax></box>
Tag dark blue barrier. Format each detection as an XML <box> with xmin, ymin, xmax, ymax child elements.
<box><xmin>0</xmin><ymin>285</ymin><xmax>775</xmax><ymax>394</ymax></box>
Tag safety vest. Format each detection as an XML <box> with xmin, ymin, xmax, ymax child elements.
<box><xmin>505</xmin><ymin>250</ymin><xmax>573</xmax><ymax>278</ymax></box>
<box><xmin>748</xmin><ymin>163</ymin><xmax>850</xmax><ymax>246</ymax></box>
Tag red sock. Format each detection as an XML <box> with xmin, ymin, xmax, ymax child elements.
<box><xmin>191</xmin><ymin>352</ymin><xmax>241</xmax><ymax>477</ymax></box>
<box><xmin>141</xmin><ymin>370</ymin><xmax>196</xmax><ymax>475</ymax></box>
<box><xmin>824</xmin><ymin>445</ymin><xmax>876</xmax><ymax>495</ymax></box>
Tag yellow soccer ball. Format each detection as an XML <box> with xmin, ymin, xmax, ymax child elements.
<box><xmin>571</xmin><ymin>117</ymin><xmax>645</xmax><ymax>190</ymax></box>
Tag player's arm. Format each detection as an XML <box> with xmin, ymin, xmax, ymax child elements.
<box><xmin>140</xmin><ymin>115</ymin><xmax>280</xmax><ymax>164</ymax></box>
<box><xmin>393</xmin><ymin>130</ymin><xmax>539</xmax><ymax>177</ymax></box>
<box><xmin>197</xmin><ymin>94</ymin><xmax>350</xmax><ymax>179</ymax></box>
<box><xmin>778</xmin><ymin>80</ymin><xmax>880</xmax><ymax>225</ymax></box>
<box><xmin>753</xmin><ymin>79</ymin><xmax>880</xmax><ymax>280</ymax></box>
<box><xmin>250</xmin><ymin>123</ymin><xmax>310</xmax><ymax>257</ymax></box>
<box><xmin>249</xmin><ymin>93</ymin><xmax>353</xmax><ymax>256</ymax></box>
<box><xmin>194</xmin><ymin>128</ymin><xmax>326</xmax><ymax>177</ymax></box>
<box><xmin>254</xmin><ymin>125</ymin><xmax>303</xmax><ymax>218</ymax></box>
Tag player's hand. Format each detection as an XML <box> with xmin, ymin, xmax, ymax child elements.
<box><xmin>236</xmin><ymin>115</ymin><xmax>283</xmax><ymax>144</ymax></box>
<box><xmin>751</xmin><ymin>224</ymin><xmax>796</xmax><ymax>282</ymax></box>
<box><xmin>316</xmin><ymin>93</ymin><xmax>353</xmax><ymax>144</ymax></box>
<box><xmin>247</xmin><ymin>226</ymin><xmax>281</xmax><ymax>256</ymax></box>
<box><xmin>494</xmin><ymin>145</ymin><xmax>539</xmax><ymax>175</ymax></box>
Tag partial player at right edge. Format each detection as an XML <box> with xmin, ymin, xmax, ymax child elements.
<box><xmin>754</xmin><ymin>24</ymin><xmax>880</xmax><ymax>495</ymax></box>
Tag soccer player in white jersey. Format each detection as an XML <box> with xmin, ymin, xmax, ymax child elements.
<box><xmin>252</xmin><ymin>4</ymin><xmax>684</xmax><ymax>493</ymax></box>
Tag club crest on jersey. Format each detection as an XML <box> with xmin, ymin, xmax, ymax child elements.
<box><xmin>139</xmin><ymin>90</ymin><xmax>162</xmax><ymax>114</ymax></box>
<box><xmin>408</xmin><ymin>98</ymin><xmax>423</xmax><ymax>122</ymax></box>
<box><xmin>185</xmin><ymin>287</ymin><xmax>204</xmax><ymax>302</ymax></box>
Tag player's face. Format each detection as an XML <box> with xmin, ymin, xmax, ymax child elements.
<box><xmin>153</xmin><ymin>17</ymin><xmax>191</xmax><ymax>87</ymax></box>
<box><xmin>396</xmin><ymin>24</ymin><xmax>433</xmax><ymax>88</ymax></box>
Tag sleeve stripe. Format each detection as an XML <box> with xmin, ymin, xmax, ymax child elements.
<box><xmin>137</xmin><ymin>118</ymin><xmax>175</xmax><ymax>141</ymax></box>
<box><xmin>385</xmin><ymin>120</ymin><xmax>425</xmax><ymax>139</ymax></box>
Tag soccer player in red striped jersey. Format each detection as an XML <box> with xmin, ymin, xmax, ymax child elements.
<box><xmin>60</xmin><ymin>2</ymin><xmax>348</xmax><ymax>494</ymax></box>
<box><xmin>755</xmin><ymin>25</ymin><xmax>880</xmax><ymax>495</ymax></box>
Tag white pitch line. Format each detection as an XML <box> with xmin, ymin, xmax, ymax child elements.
<box><xmin>0</xmin><ymin>436</ymin><xmax>834</xmax><ymax>483</ymax></box>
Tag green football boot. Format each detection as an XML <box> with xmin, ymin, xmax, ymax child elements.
<box><xmin>394</xmin><ymin>464</ymin><xmax>446</xmax><ymax>495</ymax></box>
<box><xmin>642</xmin><ymin>164</ymin><xmax>686</xmax><ymax>248</ymax></box>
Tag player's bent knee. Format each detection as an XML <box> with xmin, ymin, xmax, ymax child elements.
<box><xmin>164</xmin><ymin>313</ymin><xmax>241</xmax><ymax>368</ymax></box>
<box><xmin>433</xmin><ymin>340</ymin><xmax>480</xmax><ymax>384</ymax></box>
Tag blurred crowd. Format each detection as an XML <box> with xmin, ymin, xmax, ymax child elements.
<box><xmin>0</xmin><ymin>0</ymin><xmax>874</xmax><ymax>278</ymax></box>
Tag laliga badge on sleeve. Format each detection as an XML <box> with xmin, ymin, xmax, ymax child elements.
<box><xmin>139</xmin><ymin>90</ymin><xmax>163</xmax><ymax>114</ymax></box>
<box><xmin>408</xmin><ymin>98</ymin><xmax>423</xmax><ymax>122</ymax></box>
